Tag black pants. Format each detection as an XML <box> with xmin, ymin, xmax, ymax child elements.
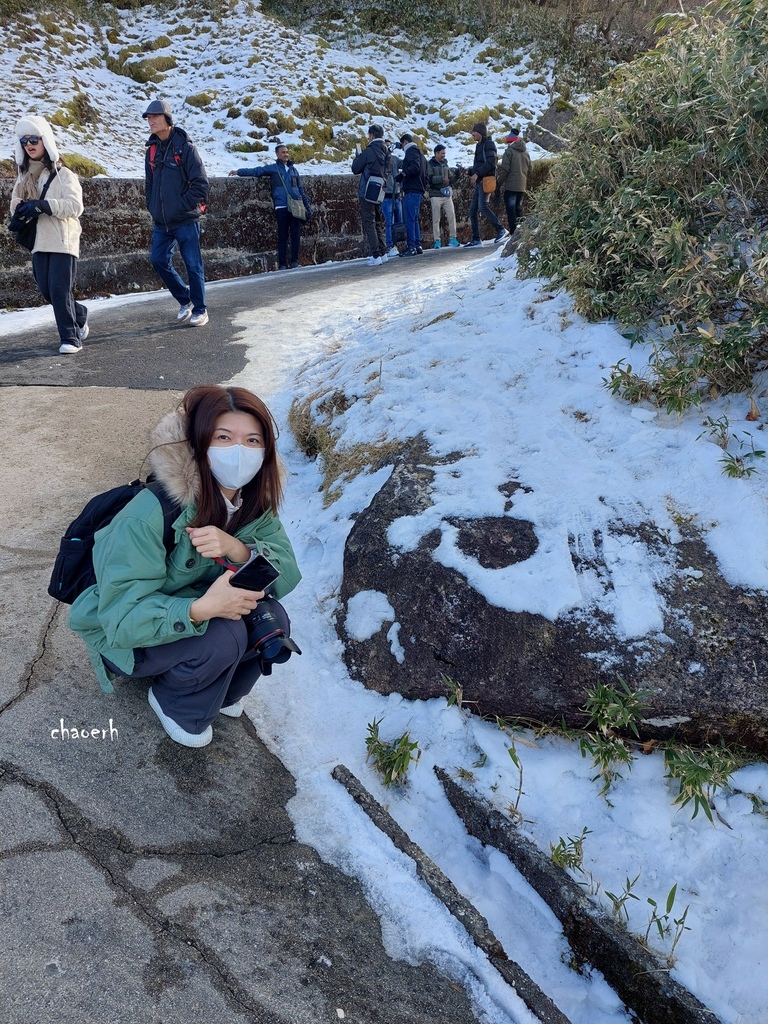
<box><xmin>32</xmin><ymin>251</ymin><xmax>87</xmax><ymax>346</ymax></box>
<box><xmin>105</xmin><ymin>599</ymin><xmax>292</xmax><ymax>735</ymax></box>
<box><xmin>359</xmin><ymin>199</ymin><xmax>386</xmax><ymax>258</ymax></box>
<box><xmin>275</xmin><ymin>208</ymin><xmax>302</xmax><ymax>267</ymax></box>
<box><xmin>504</xmin><ymin>191</ymin><xmax>525</xmax><ymax>234</ymax></box>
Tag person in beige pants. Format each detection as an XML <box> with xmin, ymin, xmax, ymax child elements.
<box><xmin>427</xmin><ymin>145</ymin><xmax>459</xmax><ymax>248</ymax></box>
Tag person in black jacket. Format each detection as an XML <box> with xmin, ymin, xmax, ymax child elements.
<box><xmin>351</xmin><ymin>124</ymin><xmax>389</xmax><ymax>267</ymax></box>
<box><xmin>464</xmin><ymin>122</ymin><xmax>506</xmax><ymax>248</ymax></box>
<box><xmin>397</xmin><ymin>133</ymin><xmax>428</xmax><ymax>257</ymax></box>
<box><xmin>143</xmin><ymin>99</ymin><xmax>210</xmax><ymax>326</ymax></box>
<box><xmin>229</xmin><ymin>144</ymin><xmax>312</xmax><ymax>270</ymax></box>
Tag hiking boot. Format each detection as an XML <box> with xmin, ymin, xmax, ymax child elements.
<box><xmin>433</xmin><ymin>240</ymin><xmax>441</xmax><ymax>249</ymax></box>
<box><xmin>367</xmin><ymin>255</ymin><xmax>382</xmax><ymax>267</ymax></box>
<box><xmin>148</xmin><ymin>688</ymin><xmax>212</xmax><ymax>747</ymax></box>
<box><xmin>449</xmin><ymin>237</ymin><xmax>460</xmax><ymax>247</ymax></box>
<box><xmin>77</xmin><ymin>321</ymin><xmax>89</xmax><ymax>343</ymax></box>
<box><xmin>177</xmin><ymin>301</ymin><xmax>193</xmax><ymax>322</ymax></box>
<box><xmin>464</xmin><ymin>239</ymin><xmax>482</xmax><ymax>247</ymax></box>
<box><xmin>494</xmin><ymin>228</ymin><xmax>509</xmax><ymax>243</ymax></box>
<box><xmin>416</xmin><ymin>246</ymin><xmax>423</xmax><ymax>254</ymax></box>
<box><xmin>59</xmin><ymin>340</ymin><xmax>83</xmax><ymax>354</ymax></box>
<box><xmin>219</xmin><ymin>700</ymin><xmax>244</xmax><ymax>718</ymax></box>
<box><xmin>189</xmin><ymin>311</ymin><xmax>209</xmax><ymax>327</ymax></box>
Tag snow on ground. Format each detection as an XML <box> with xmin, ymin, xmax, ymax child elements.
<box><xmin>0</xmin><ymin>1</ymin><xmax>553</xmax><ymax>177</ymax></box>
<box><xmin>220</xmin><ymin>250</ymin><xmax>767</xmax><ymax>1024</ymax></box>
<box><xmin>3</xmin><ymin>248</ymin><xmax>767</xmax><ymax>1022</ymax></box>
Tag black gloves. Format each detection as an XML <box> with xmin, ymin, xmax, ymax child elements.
<box><xmin>16</xmin><ymin>199</ymin><xmax>51</xmax><ymax>218</ymax></box>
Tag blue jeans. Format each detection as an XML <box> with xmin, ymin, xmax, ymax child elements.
<box><xmin>469</xmin><ymin>183</ymin><xmax>502</xmax><ymax>240</ymax></box>
<box><xmin>403</xmin><ymin>192</ymin><xmax>422</xmax><ymax>251</ymax></box>
<box><xmin>382</xmin><ymin>196</ymin><xmax>402</xmax><ymax>248</ymax></box>
<box><xmin>150</xmin><ymin>221</ymin><xmax>206</xmax><ymax>315</ymax></box>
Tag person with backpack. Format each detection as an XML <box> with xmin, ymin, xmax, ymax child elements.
<box><xmin>228</xmin><ymin>143</ymin><xmax>312</xmax><ymax>270</ymax></box>
<box><xmin>67</xmin><ymin>385</ymin><xmax>301</xmax><ymax>749</ymax></box>
<box><xmin>427</xmin><ymin>144</ymin><xmax>460</xmax><ymax>249</ymax></box>
<box><xmin>351</xmin><ymin>123</ymin><xmax>389</xmax><ymax>267</ymax></box>
<box><xmin>397</xmin><ymin>133</ymin><xmax>428</xmax><ymax>257</ymax></box>
<box><xmin>9</xmin><ymin>115</ymin><xmax>88</xmax><ymax>354</ymax></box>
<box><xmin>463</xmin><ymin>122</ymin><xmax>507</xmax><ymax>248</ymax></box>
<box><xmin>143</xmin><ymin>98</ymin><xmax>210</xmax><ymax>327</ymax></box>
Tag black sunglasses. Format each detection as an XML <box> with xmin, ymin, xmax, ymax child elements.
<box><xmin>20</xmin><ymin>136</ymin><xmax>41</xmax><ymax>146</ymax></box>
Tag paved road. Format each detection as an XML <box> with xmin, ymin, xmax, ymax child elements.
<box><xmin>0</xmin><ymin>247</ymin><xmax>499</xmax><ymax>1024</ymax></box>
<box><xmin>0</xmin><ymin>247</ymin><xmax>487</xmax><ymax>389</ymax></box>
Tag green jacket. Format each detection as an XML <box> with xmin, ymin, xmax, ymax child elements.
<box><xmin>69</xmin><ymin>408</ymin><xmax>301</xmax><ymax>693</ymax></box>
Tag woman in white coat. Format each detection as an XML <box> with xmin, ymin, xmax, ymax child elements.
<box><xmin>10</xmin><ymin>115</ymin><xmax>88</xmax><ymax>354</ymax></box>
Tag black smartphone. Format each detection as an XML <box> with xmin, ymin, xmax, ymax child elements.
<box><xmin>229</xmin><ymin>553</ymin><xmax>280</xmax><ymax>593</ymax></box>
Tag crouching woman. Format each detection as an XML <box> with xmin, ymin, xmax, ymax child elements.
<box><xmin>69</xmin><ymin>385</ymin><xmax>301</xmax><ymax>748</ymax></box>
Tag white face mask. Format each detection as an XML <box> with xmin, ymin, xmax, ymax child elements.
<box><xmin>207</xmin><ymin>445</ymin><xmax>264</xmax><ymax>490</ymax></box>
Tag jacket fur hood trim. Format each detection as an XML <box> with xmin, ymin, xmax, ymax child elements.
<box><xmin>147</xmin><ymin>410</ymin><xmax>200</xmax><ymax>506</ymax></box>
<box><xmin>14</xmin><ymin>115</ymin><xmax>60</xmax><ymax>167</ymax></box>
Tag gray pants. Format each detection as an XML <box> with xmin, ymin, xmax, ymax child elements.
<box><xmin>106</xmin><ymin>600</ymin><xmax>292</xmax><ymax>735</ymax></box>
<box><xmin>359</xmin><ymin>198</ymin><xmax>386</xmax><ymax>257</ymax></box>
<box><xmin>430</xmin><ymin>196</ymin><xmax>456</xmax><ymax>242</ymax></box>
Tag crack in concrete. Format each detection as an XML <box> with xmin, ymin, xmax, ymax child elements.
<box><xmin>0</xmin><ymin>759</ymin><xmax>292</xmax><ymax>1024</ymax></box>
<box><xmin>0</xmin><ymin>603</ymin><xmax>58</xmax><ymax>717</ymax></box>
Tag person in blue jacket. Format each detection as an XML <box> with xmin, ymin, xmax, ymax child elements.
<box><xmin>229</xmin><ymin>144</ymin><xmax>312</xmax><ymax>270</ymax></box>
<box><xmin>143</xmin><ymin>98</ymin><xmax>210</xmax><ymax>326</ymax></box>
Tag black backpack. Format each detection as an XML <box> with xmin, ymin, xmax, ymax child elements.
<box><xmin>48</xmin><ymin>479</ymin><xmax>180</xmax><ymax>604</ymax></box>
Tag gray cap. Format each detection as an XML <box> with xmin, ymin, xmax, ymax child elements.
<box><xmin>142</xmin><ymin>98</ymin><xmax>173</xmax><ymax>119</ymax></box>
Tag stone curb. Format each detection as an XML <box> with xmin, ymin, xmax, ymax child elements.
<box><xmin>331</xmin><ymin>764</ymin><xmax>572</xmax><ymax>1024</ymax></box>
<box><xmin>435</xmin><ymin>768</ymin><xmax>722</xmax><ymax>1024</ymax></box>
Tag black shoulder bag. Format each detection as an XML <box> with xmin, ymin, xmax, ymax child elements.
<box><xmin>7</xmin><ymin>172</ymin><xmax>55</xmax><ymax>252</ymax></box>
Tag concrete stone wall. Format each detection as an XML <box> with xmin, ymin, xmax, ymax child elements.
<box><xmin>0</xmin><ymin>173</ymin><xmax>485</xmax><ymax>308</ymax></box>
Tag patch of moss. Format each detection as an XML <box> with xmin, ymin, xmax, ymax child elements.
<box><xmin>229</xmin><ymin>140</ymin><xmax>269</xmax><ymax>153</ymax></box>
<box><xmin>300</xmin><ymin>119</ymin><xmax>334</xmax><ymax>146</ymax></box>
<box><xmin>63</xmin><ymin>153</ymin><xmax>107</xmax><ymax>177</ymax></box>
<box><xmin>383</xmin><ymin>93</ymin><xmax>408</xmax><ymax>119</ymax></box>
<box><xmin>245</xmin><ymin>107</ymin><xmax>269</xmax><ymax>128</ymax></box>
<box><xmin>226</xmin><ymin>105</ymin><xmax>241</xmax><ymax>119</ymax></box>
<box><xmin>186</xmin><ymin>92</ymin><xmax>215</xmax><ymax>109</ymax></box>
<box><xmin>213</xmin><ymin>119</ymin><xmax>226</xmax><ymax>130</ymax></box>
<box><xmin>296</xmin><ymin>94</ymin><xmax>345</xmax><ymax>121</ymax></box>
<box><xmin>49</xmin><ymin>91</ymin><xmax>99</xmax><ymax>130</ymax></box>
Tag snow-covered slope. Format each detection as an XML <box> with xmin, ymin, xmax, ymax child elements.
<box><xmin>0</xmin><ymin>0</ymin><xmax>553</xmax><ymax>176</ymax></box>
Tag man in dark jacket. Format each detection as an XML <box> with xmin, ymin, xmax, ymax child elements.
<box><xmin>397</xmin><ymin>133</ymin><xmax>428</xmax><ymax>257</ymax></box>
<box><xmin>351</xmin><ymin>124</ymin><xmax>389</xmax><ymax>267</ymax></box>
<box><xmin>427</xmin><ymin>144</ymin><xmax>459</xmax><ymax>248</ymax></box>
<box><xmin>464</xmin><ymin>121</ymin><xmax>506</xmax><ymax>248</ymax></box>
<box><xmin>143</xmin><ymin>99</ymin><xmax>210</xmax><ymax>326</ymax></box>
<box><xmin>496</xmin><ymin>127</ymin><xmax>531</xmax><ymax>236</ymax></box>
<box><xmin>229</xmin><ymin>143</ymin><xmax>312</xmax><ymax>270</ymax></box>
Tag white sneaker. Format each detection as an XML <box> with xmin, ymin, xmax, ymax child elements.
<box><xmin>387</xmin><ymin>246</ymin><xmax>400</xmax><ymax>257</ymax></box>
<box><xmin>367</xmin><ymin>256</ymin><xmax>382</xmax><ymax>267</ymax></box>
<box><xmin>148</xmin><ymin>688</ymin><xmax>212</xmax><ymax>747</ymax></box>
<box><xmin>189</xmin><ymin>311</ymin><xmax>209</xmax><ymax>327</ymax></box>
<box><xmin>59</xmin><ymin>340</ymin><xmax>83</xmax><ymax>354</ymax></box>
<box><xmin>380</xmin><ymin>253</ymin><xmax>389</xmax><ymax>263</ymax></box>
<box><xmin>177</xmin><ymin>302</ymin><xmax>193</xmax><ymax>322</ymax></box>
<box><xmin>219</xmin><ymin>700</ymin><xmax>244</xmax><ymax>718</ymax></box>
<box><xmin>77</xmin><ymin>321</ymin><xmax>89</xmax><ymax>343</ymax></box>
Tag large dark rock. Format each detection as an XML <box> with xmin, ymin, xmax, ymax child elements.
<box><xmin>337</xmin><ymin>438</ymin><xmax>768</xmax><ymax>752</ymax></box>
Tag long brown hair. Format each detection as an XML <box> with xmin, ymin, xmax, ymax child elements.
<box><xmin>17</xmin><ymin>150</ymin><xmax>59</xmax><ymax>201</ymax></box>
<box><xmin>183</xmin><ymin>385</ymin><xmax>284</xmax><ymax>531</ymax></box>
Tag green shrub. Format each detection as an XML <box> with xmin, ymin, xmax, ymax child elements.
<box><xmin>226</xmin><ymin>105</ymin><xmax>241</xmax><ymax>119</ymax></box>
<box><xmin>245</xmin><ymin>107</ymin><xmax>269</xmax><ymax>128</ymax></box>
<box><xmin>49</xmin><ymin>91</ymin><xmax>99</xmax><ymax>130</ymax></box>
<box><xmin>517</xmin><ymin>0</ymin><xmax>768</xmax><ymax>410</ymax></box>
<box><xmin>186</xmin><ymin>92</ymin><xmax>214</xmax><ymax>109</ymax></box>
<box><xmin>63</xmin><ymin>153</ymin><xmax>107</xmax><ymax>177</ymax></box>
<box><xmin>229</xmin><ymin>140</ymin><xmax>269</xmax><ymax>153</ymax></box>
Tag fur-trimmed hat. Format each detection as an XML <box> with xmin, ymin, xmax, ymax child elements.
<box><xmin>14</xmin><ymin>115</ymin><xmax>59</xmax><ymax>167</ymax></box>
